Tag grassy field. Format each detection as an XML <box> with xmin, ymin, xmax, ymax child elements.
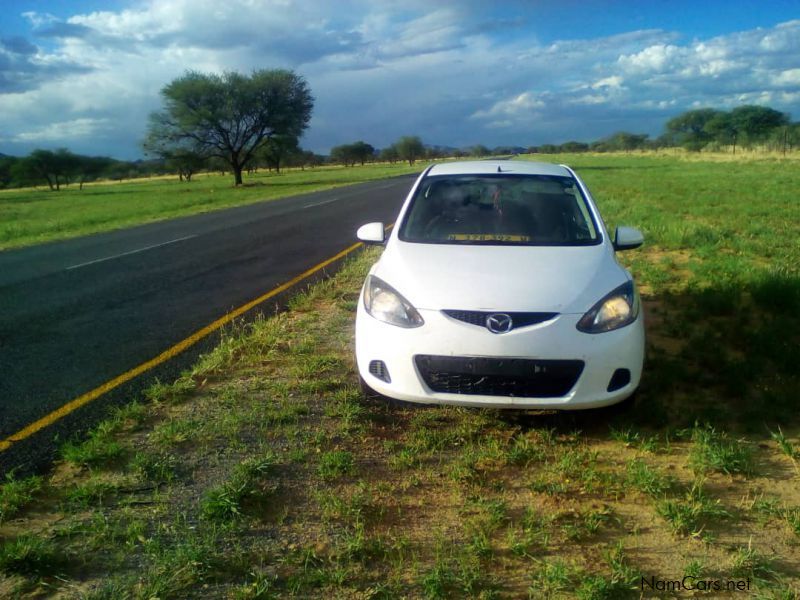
<box><xmin>0</xmin><ymin>163</ymin><xmax>424</xmax><ymax>250</ymax></box>
<box><xmin>1</xmin><ymin>154</ymin><xmax>799</xmax><ymax>598</ymax></box>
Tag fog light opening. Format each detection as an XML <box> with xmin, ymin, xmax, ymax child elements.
<box><xmin>607</xmin><ymin>368</ymin><xmax>631</xmax><ymax>392</ymax></box>
<box><xmin>369</xmin><ymin>360</ymin><xmax>391</xmax><ymax>383</ymax></box>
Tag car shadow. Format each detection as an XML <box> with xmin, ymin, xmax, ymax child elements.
<box><xmin>501</xmin><ymin>271</ymin><xmax>800</xmax><ymax>438</ymax></box>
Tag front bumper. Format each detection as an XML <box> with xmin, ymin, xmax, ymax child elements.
<box><xmin>355</xmin><ymin>303</ymin><xmax>645</xmax><ymax>409</ymax></box>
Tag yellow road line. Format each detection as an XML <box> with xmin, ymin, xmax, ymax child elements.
<box><xmin>0</xmin><ymin>238</ymin><xmax>374</xmax><ymax>453</ymax></box>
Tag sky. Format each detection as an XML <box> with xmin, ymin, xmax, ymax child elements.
<box><xmin>1</xmin><ymin>0</ymin><xmax>799</xmax><ymax>159</ymax></box>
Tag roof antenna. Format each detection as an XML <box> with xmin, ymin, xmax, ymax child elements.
<box><xmin>497</xmin><ymin>165</ymin><xmax>503</xmax><ymax>173</ymax></box>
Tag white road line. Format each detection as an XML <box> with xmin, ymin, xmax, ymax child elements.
<box><xmin>302</xmin><ymin>180</ymin><xmax>404</xmax><ymax>209</ymax></box>
<box><xmin>65</xmin><ymin>235</ymin><xmax>198</xmax><ymax>271</ymax></box>
<box><xmin>303</xmin><ymin>197</ymin><xmax>340</xmax><ymax>209</ymax></box>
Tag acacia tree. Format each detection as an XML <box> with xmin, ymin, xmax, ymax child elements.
<box><xmin>145</xmin><ymin>69</ymin><xmax>313</xmax><ymax>186</ymax></box>
<box><xmin>257</xmin><ymin>134</ymin><xmax>300</xmax><ymax>173</ymax></box>
<box><xmin>666</xmin><ymin>108</ymin><xmax>721</xmax><ymax>150</ymax></box>
<box><xmin>395</xmin><ymin>136</ymin><xmax>425</xmax><ymax>165</ymax></box>
<box><xmin>13</xmin><ymin>149</ymin><xmax>74</xmax><ymax>190</ymax></box>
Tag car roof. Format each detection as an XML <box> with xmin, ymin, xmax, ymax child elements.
<box><xmin>425</xmin><ymin>160</ymin><xmax>571</xmax><ymax>177</ymax></box>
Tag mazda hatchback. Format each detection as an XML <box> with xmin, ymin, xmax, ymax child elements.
<box><xmin>355</xmin><ymin>160</ymin><xmax>644</xmax><ymax>409</ymax></box>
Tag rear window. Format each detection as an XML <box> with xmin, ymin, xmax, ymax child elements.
<box><xmin>399</xmin><ymin>174</ymin><xmax>601</xmax><ymax>246</ymax></box>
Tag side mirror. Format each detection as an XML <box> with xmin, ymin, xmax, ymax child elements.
<box><xmin>613</xmin><ymin>226</ymin><xmax>644</xmax><ymax>251</ymax></box>
<box><xmin>356</xmin><ymin>222</ymin><xmax>386</xmax><ymax>244</ymax></box>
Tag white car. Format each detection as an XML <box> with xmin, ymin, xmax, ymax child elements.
<box><xmin>355</xmin><ymin>160</ymin><xmax>644</xmax><ymax>409</ymax></box>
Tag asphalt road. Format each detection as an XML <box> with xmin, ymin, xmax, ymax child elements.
<box><xmin>0</xmin><ymin>174</ymin><xmax>415</xmax><ymax>473</ymax></box>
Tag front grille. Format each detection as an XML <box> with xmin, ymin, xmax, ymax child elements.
<box><xmin>442</xmin><ymin>310</ymin><xmax>558</xmax><ymax>330</ymax></box>
<box><xmin>415</xmin><ymin>355</ymin><xmax>584</xmax><ymax>398</ymax></box>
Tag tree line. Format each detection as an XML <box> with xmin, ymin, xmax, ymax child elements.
<box><xmin>2</xmin><ymin>64</ymin><xmax>798</xmax><ymax>191</ymax></box>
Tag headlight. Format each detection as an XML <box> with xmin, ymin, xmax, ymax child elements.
<box><xmin>576</xmin><ymin>281</ymin><xmax>639</xmax><ymax>333</ymax></box>
<box><xmin>363</xmin><ymin>275</ymin><xmax>424</xmax><ymax>328</ymax></box>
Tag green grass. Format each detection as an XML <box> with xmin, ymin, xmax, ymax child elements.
<box><xmin>317</xmin><ymin>450</ymin><xmax>355</xmax><ymax>480</ymax></box>
<box><xmin>200</xmin><ymin>454</ymin><xmax>277</xmax><ymax>522</ymax></box>
<box><xmin>687</xmin><ymin>423</ymin><xmax>755</xmax><ymax>476</ymax></box>
<box><xmin>0</xmin><ymin>472</ymin><xmax>42</xmax><ymax>523</ymax></box>
<box><xmin>656</xmin><ymin>478</ymin><xmax>730</xmax><ymax>537</ymax></box>
<box><xmin>61</xmin><ymin>420</ymin><xmax>125</xmax><ymax>468</ymax></box>
<box><xmin>2</xmin><ymin>153</ymin><xmax>800</xmax><ymax>597</ymax></box>
<box><xmin>0</xmin><ymin>534</ymin><xmax>61</xmax><ymax>576</ymax></box>
<box><xmin>0</xmin><ymin>162</ymin><xmax>425</xmax><ymax>249</ymax></box>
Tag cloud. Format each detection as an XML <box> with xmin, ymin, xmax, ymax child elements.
<box><xmin>1</xmin><ymin>2</ymin><xmax>799</xmax><ymax>158</ymax></box>
<box><xmin>471</xmin><ymin>92</ymin><xmax>546</xmax><ymax>124</ymax></box>
<box><xmin>7</xmin><ymin>117</ymin><xmax>111</xmax><ymax>143</ymax></box>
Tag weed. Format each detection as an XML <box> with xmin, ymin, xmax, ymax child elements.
<box><xmin>136</xmin><ymin>528</ymin><xmax>220</xmax><ymax>598</ymax></box>
<box><xmin>559</xmin><ymin>506</ymin><xmax>614</xmax><ymax>541</ymax></box>
<box><xmin>65</xmin><ymin>478</ymin><xmax>117</xmax><ymax>510</ymax></box>
<box><xmin>688</xmin><ymin>423</ymin><xmax>754</xmax><ymax>476</ymax></box>
<box><xmin>337</xmin><ymin>519</ymin><xmax>388</xmax><ymax>563</ymax></box>
<box><xmin>388</xmin><ymin>446</ymin><xmax>424</xmax><ymax>470</ymax></box>
<box><xmin>626</xmin><ymin>458</ymin><xmax>674</xmax><ymax>497</ymax></box>
<box><xmin>0</xmin><ymin>472</ymin><xmax>42</xmax><ymax>523</ymax></box>
<box><xmin>131</xmin><ymin>451</ymin><xmax>178</xmax><ymax>483</ymax></box>
<box><xmin>506</xmin><ymin>434</ymin><xmax>546</xmax><ymax>466</ymax></box>
<box><xmin>730</xmin><ymin>542</ymin><xmax>777</xmax><ymax>581</ymax></box>
<box><xmin>657</xmin><ymin>478</ymin><xmax>729</xmax><ymax>537</ymax></box>
<box><xmin>529</xmin><ymin>559</ymin><xmax>578</xmax><ymax>598</ymax></box>
<box><xmin>144</xmin><ymin>377</ymin><xmax>195</xmax><ymax>404</ymax></box>
<box><xmin>318</xmin><ymin>450</ymin><xmax>355</xmax><ymax>480</ymax></box>
<box><xmin>151</xmin><ymin>418</ymin><xmax>200</xmax><ymax>446</ymax></box>
<box><xmin>317</xmin><ymin>484</ymin><xmax>373</xmax><ymax>524</ymax></box>
<box><xmin>530</xmin><ymin>474</ymin><xmax>569</xmax><ymax>496</ymax></box>
<box><xmin>783</xmin><ymin>508</ymin><xmax>800</xmax><ymax>536</ymax></box>
<box><xmin>610</xmin><ymin>426</ymin><xmax>661</xmax><ymax>452</ymax></box>
<box><xmin>0</xmin><ymin>534</ymin><xmax>60</xmax><ymax>575</ymax></box>
<box><xmin>572</xmin><ymin>543</ymin><xmax>638</xmax><ymax>599</ymax></box>
<box><xmin>770</xmin><ymin>427</ymin><xmax>799</xmax><ymax>461</ymax></box>
<box><xmin>683</xmin><ymin>559</ymin><xmax>706</xmax><ymax>578</ymax></box>
<box><xmin>61</xmin><ymin>420</ymin><xmax>125</xmax><ymax>468</ymax></box>
<box><xmin>109</xmin><ymin>401</ymin><xmax>149</xmax><ymax>430</ymax></box>
<box><xmin>200</xmin><ymin>454</ymin><xmax>277</xmax><ymax>522</ymax></box>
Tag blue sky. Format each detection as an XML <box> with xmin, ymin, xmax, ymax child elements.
<box><xmin>2</xmin><ymin>0</ymin><xmax>799</xmax><ymax>159</ymax></box>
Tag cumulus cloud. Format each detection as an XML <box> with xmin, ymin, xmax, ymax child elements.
<box><xmin>0</xmin><ymin>2</ymin><xmax>799</xmax><ymax>157</ymax></box>
<box><xmin>471</xmin><ymin>92</ymin><xmax>545</xmax><ymax>127</ymax></box>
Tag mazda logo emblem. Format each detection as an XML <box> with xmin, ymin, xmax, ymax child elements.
<box><xmin>486</xmin><ymin>313</ymin><xmax>513</xmax><ymax>334</ymax></box>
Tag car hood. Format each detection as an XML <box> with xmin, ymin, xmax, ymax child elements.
<box><xmin>372</xmin><ymin>241</ymin><xmax>627</xmax><ymax>314</ymax></box>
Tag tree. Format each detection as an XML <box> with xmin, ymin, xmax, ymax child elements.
<box><xmin>470</xmin><ymin>144</ymin><xmax>490</xmax><ymax>157</ymax></box>
<box><xmin>729</xmin><ymin>105</ymin><xmax>789</xmax><ymax>145</ymax></box>
<box><xmin>258</xmin><ymin>134</ymin><xmax>300</xmax><ymax>173</ymax></box>
<box><xmin>330</xmin><ymin>143</ymin><xmax>355</xmax><ymax>166</ymax></box>
<box><xmin>395</xmin><ymin>136</ymin><xmax>425</xmax><ymax>165</ymax></box>
<box><xmin>0</xmin><ymin>155</ymin><xmax>19</xmax><ymax>189</ymax></box>
<box><xmin>558</xmin><ymin>141</ymin><xmax>589</xmax><ymax>153</ymax></box>
<box><xmin>13</xmin><ymin>149</ymin><xmax>74</xmax><ymax>190</ymax></box>
<box><xmin>379</xmin><ymin>145</ymin><xmax>399</xmax><ymax>164</ymax></box>
<box><xmin>73</xmin><ymin>155</ymin><xmax>115</xmax><ymax>189</ymax></box>
<box><xmin>704</xmin><ymin>112</ymin><xmax>739</xmax><ymax>153</ymax></box>
<box><xmin>330</xmin><ymin>141</ymin><xmax>375</xmax><ymax>166</ymax></box>
<box><xmin>145</xmin><ymin>69</ymin><xmax>313</xmax><ymax>186</ymax></box>
<box><xmin>666</xmin><ymin>108</ymin><xmax>721</xmax><ymax>150</ymax></box>
<box><xmin>350</xmin><ymin>141</ymin><xmax>375</xmax><ymax>165</ymax></box>
<box><xmin>167</xmin><ymin>149</ymin><xmax>206</xmax><ymax>181</ymax></box>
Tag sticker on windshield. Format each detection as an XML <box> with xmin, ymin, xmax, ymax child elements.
<box><xmin>447</xmin><ymin>234</ymin><xmax>531</xmax><ymax>242</ymax></box>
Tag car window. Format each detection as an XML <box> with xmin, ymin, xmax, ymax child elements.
<box><xmin>399</xmin><ymin>174</ymin><xmax>600</xmax><ymax>246</ymax></box>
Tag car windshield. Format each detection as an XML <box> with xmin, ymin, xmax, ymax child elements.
<box><xmin>399</xmin><ymin>174</ymin><xmax>601</xmax><ymax>246</ymax></box>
